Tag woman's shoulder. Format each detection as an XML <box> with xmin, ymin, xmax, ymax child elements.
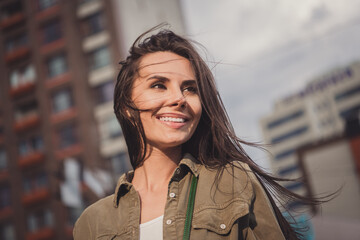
<box><xmin>87</xmin><ymin>194</ymin><xmax>115</xmax><ymax>210</ymax></box>
<box><xmin>199</xmin><ymin>160</ymin><xmax>255</xmax><ymax>182</ymax></box>
<box><xmin>76</xmin><ymin>194</ymin><xmax>114</xmax><ymax>225</ymax></box>
<box><xmin>73</xmin><ymin>195</ymin><xmax>115</xmax><ymax>239</ymax></box>
<box><xmin>196</xmin><ymin>160</ymin><xmax>256</xmax><ymax>204</ymax></box>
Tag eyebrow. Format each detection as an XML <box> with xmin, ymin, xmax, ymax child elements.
<box><xmin>146</xmin><ymin>75</ymin><xmax>169</xmax><ymax>82</ymax></box>
<box><xmin>146</xmin><ymin>75</ymin><xmax>197</xmax><ymax>86</ymax></box>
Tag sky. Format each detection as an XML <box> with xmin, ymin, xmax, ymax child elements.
<box><xmin>181</xmin><ymin>0</ymin><xmax>360</xmax><ymax>168</ymax></box>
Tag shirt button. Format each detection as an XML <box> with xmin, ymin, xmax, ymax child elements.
<box><xmin>169</xmin><ymin>192</ymin><xmax>176</xmax><ymax>198</ymax></box>
<box><xmin>220</xmin><ymin>224</ymin><xmax>226</xmax><ymax>229</ymax></box>
<box><xmin>166</xmin><ymin>219</ymin><xmax>172</xmax><ymax>225</ymax></box>
<box><xmin>175</xmin><ymin>168</ymin><xmax>181</xmax><ymax>175</ymax></box>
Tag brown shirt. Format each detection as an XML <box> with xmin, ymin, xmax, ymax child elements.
<box><xmin>73</xmin><ymin>153</ymin><xmax>285</xmax><ymax>239</ymax></box>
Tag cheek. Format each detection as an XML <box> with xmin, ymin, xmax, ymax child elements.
<box><xmin>138</xmin><ymin>112</ymin><xmax>154</xmax><ymax>129</ymax></box>
<box><xmin>189</xmin><ymin>97</ymin><xmax>202</xmax><ymax>120</ymax></box>
<box><xmin>133</xmin><ymin>92</ymin><xmax>165</xmax><ymax>110</ymax></box>
<box><xmin>194</xmin><ymin>107</ymin><xmax>202</xmax><ymax>123</ymax></box>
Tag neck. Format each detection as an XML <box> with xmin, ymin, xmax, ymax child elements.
<box><xmin>132</xmin><ymin>146</ymin><xmax>181</xmax><ymax>192</ymax></box>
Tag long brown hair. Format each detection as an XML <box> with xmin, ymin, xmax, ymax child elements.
<box><xmin>114</xmin><ymin>25</ymin><xmax>323</xmax><ymax>239</ymax></box>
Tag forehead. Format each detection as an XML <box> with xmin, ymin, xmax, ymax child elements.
<box><xmin>137</xmin><ymin>52</ymin><xmax>194</xmax><ymax>78</ymax></box>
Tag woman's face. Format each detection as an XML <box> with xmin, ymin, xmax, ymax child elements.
<box><xmin>131</xmin><ymin>51</ymin><xmax>202</xmax><ymax>150</ymax></box>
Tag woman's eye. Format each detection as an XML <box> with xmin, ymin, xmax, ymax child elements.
<box><xmin>183</xmin><ymin>86</ymin><xmax>197</xmax><ymax>93</ymax></box>
<box><xmin>151</xmin><ymin>83</ymin><xmax>166</xmax><ymax>89</ymax></box>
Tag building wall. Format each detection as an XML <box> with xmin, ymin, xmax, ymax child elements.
<box><xmin>112</xmin><ymin>0</ymin><xmax>186</xmax><ymax>56</ymax></box>
<box><xmin>0</xmin><ymin>0</ymin><xmax>124</xmax><ymax>239</ymax></box>
<box><xmin>298</xmin><ymin>136</ymin><xmax>360</xmax><ymax>239</ymax></box>
<box><xmin>77</xmin><ymin>0</ymin><xmax>132</xmax><ymax>183</ymax></box>
<box><xmin>260</xmin><ymin>61</ymin><xmax>360</xmax><ymax>205</ymax></box>
<box><xmin>300</xmin><ymin>138</ymin><xmax>360</xmax><ymax>219</ymax></box>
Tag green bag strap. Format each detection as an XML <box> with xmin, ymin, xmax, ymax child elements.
<box><xmin>183</xmin><ymin>174</ymin><xmax>198</xmax><ymax>240</ymax></box>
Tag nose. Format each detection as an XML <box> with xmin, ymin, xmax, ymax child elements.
<box><xmin>168</xmin><ymin>90</ymin><xmax>186</xmax><ymax>108</ymax></box>
<box><xmin>173</xmin><ymin>96</ymin><xmax>186</xmax><ymax>108</ymax></box>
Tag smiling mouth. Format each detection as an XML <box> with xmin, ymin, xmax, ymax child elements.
<box><xmin>158</xmin><ymin>117</ymin><xmax>186</xmax><ymax>123</ymax></box>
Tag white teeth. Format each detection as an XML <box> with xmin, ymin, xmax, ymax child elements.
<box><xmin>159</xmin><ymin>117</ymin><xmax>185</xmax><ymax>123</ymax></box>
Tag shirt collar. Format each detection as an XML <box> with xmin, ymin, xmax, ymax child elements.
<box><xmin>113</xmin><ymin>170</ymin><xmax>134</xmax><ymax>208</ymax></box>
<box><xmin>112</xmin><ymin>153</ymin><xmax>201</xmax><ymax>208</ymax></box>
<box><xmin>178</xmin><ymin>153</ymin><xmax>201</xmax><ymax>177</ymax></box>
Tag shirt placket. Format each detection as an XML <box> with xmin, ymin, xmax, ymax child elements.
<box><xmin>126</xmin><ymin>187</ymin><xmax>141</xmax><ymax>239</ymax></box>
<box><xmin>163</xmin><ymin>167</ymin><xmax>181</xmax><ymax>240</ymax></box>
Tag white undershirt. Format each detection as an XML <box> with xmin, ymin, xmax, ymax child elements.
<box><xmin>139</xmin><ymin>215</ymin><xmax>164</xmax><ymax>240</ymax></box>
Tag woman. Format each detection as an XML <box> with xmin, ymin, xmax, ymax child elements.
<box><xmin>74</xmin><ymin>28</ymin><xmax>312</xmax><ymax>239</ymax></box>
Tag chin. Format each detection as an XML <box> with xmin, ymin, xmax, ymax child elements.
<box><xmin>162</xmin><ymin>140</ymin><xmax>187</xmax><ymax>148</ymax></box>
<box><xmin>153</xmin><ymin>137</ymin><xmax>190</xmax><ymax>149</ymax></box>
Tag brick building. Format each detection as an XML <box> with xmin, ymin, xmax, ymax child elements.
<box><xmin>0</xmin><ymin>0</ymin><xmax>124</xmax><ymax>239</ymax></box>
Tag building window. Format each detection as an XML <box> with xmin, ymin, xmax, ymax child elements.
<box><xmin>274</xmin><ymin>148</ymin><xmax>295</xmax><ymax>161</ymax></box>
<box><xmin>107</xmin><ymin>116</ymin><xmax>121</xmax><ymax>139</ymax></box>
<box><xmin>81</xmin><ymin>11</ymin><xmax>105</xmax><ymax>37</ymax></box>
<box><xmin>271</xmin><ymin>125</ymin><xmax>308</xmax><ymax>144</ymax></box>
<box><xmin>335</xmin><ymin>84</ymin><xmax>360</xmax><ymax>102</ymax></box>
<box><xmin>27</xmin><ymin>208</ymin><xmax>53</xmax><ymax>233</ymax></box>
<box><xmin>88</xmin><ymin>46</ymin><xmax>110</xmax><ymax>70</ymax></box>
<box><xmin>100</xmin><ymin>116</ymin><xmax>122</xmax><ymax>141</ymax></box>
<box><xmin>67</xmin><ymin>206</ymin><xmax>83</xmax><ymax>227</ymax></box>
<box><xmin>5</xmin><ymin>33</ymin><xmax>27</xmax><ymax>53</ymax></box>
<box><xmin>57</xmin><ymin>124</ymin><xmax>77</xmax><ymax>149</ymax></box>
<box><xmin>51</xmin><ymin>88</ymin><xmax>73</xmax><ymax>113</ymax></box>
<box><xmin>18</xmin><ymin>135</ymin><xmax>43</xmax><ymax>157</ymax></box>
<box><xmin>14</xmin><ymin>101</ymin><xmax>38</xmax><ymax>122</ymax></box>
<box><xmin>0</xmin><ymin>1</ymin><xmax>22</xmax><ymax>20</ymax></box>
<box><xmin>288</xmin><ymin>200</ymin><xmax>304</xmax><ymax>210</ymax></box>
<box><xmin>0</xmin><ymin>186</ymin><xmax>11</xmax><ymax>210</ymax></box>
<box><xmin>46</xmin><ymin>54</ymin><xmax>67</xmax><ymax>78</ymax></box>
<box><xmin>23</xmin><ymin>172</ymin><xmax>48</xmax><ymax>194</ymax></box>
<box><xmin>10</xmin><ymin>64</ymin><xmax>36</xmax><ymax>88</ymax></box>
<box><xmin>78</xmin><ymin>0</ymin><xmax>95</xmax><ymax>4</ymax></box>
<box><xmin>109</xmin><ymin>152</ymin><xmax>129</xmax><ymax>179</ymax></box>
<box><xmin>316</xmin><ymin>101</ymin><xmax>331</xmax><ymax>112</ymax></box>
<box><xmin>40</xmin><ymin>19</ymin><xmax>61</xmax><ymax>45</ymax></box>
<box><xmin>0</xmin><ymin>148</ymin><xmax>7</xmax><ymax>171</ymax></box>
<box><xmin>37</xmin><ymin>0</ymin><xmax>57</xmax><ymax>11</ymax></box>
<box><xmin>318</xmin><ymin>117</ymin><xmax>335</xmax><ymax>128</ymax></box>
<box><xmin>94</xmin><ymin>80</ymin><xmax>114</xmax><ymax>104</ymax></box>
<box><xmin>340</xmin><ymin>104</ymin><xmax>360</xmax><ymax>119</ymax></box>
<box><xmin>278</xmin><ymin>165</ymin><xmax>298</xmax><ymax>176</ymax></box>
<box><xmin>0</xmin><ymin>223</ymin><xmax>16</xmax><ymax>240</ymax></box>
<box><xmin>267</xmin><ymin>110</ymin><xmax>304</xmax><ymax>129</ymax></box>
<box><xmin>284</xmin><ymin>182</ymin><xmax>303</xmax><ymax>191</ymax></box>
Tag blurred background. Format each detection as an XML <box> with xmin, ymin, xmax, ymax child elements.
<box><xmin>0</xmin><ymin>0</ymin><xmax>359</xmax><ymax>239</ymax></box>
